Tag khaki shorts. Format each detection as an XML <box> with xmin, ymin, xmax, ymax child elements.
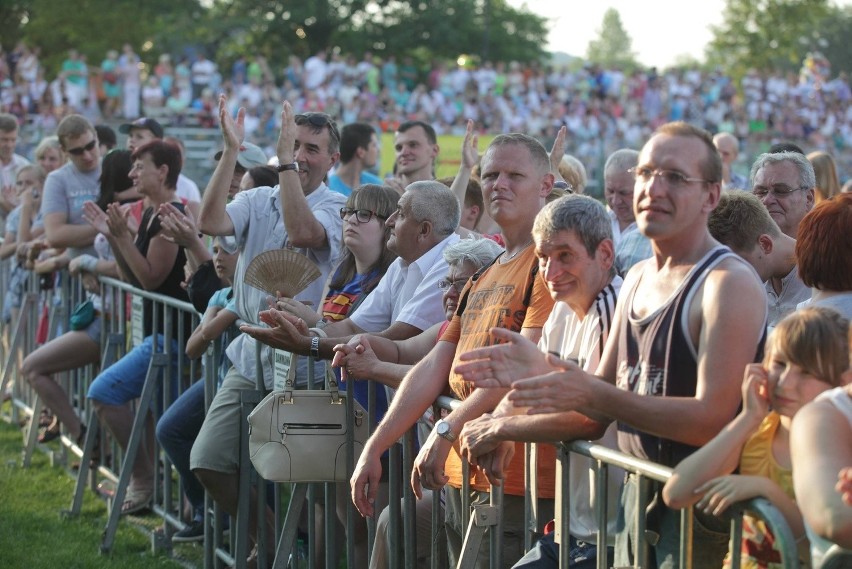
<box><xmin>190</xmin><ymin>366</ymin><xmax>260</xmax><ymax>473</ymax></box>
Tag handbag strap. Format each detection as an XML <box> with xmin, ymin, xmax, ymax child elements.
<box><xmin>283</xmin><ymin>353</ymin><xmax>342</xmax><ymax>404</ymax></box>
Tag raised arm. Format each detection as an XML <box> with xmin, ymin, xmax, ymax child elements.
<box><xmin>276</xmin><ymin>101</ymin><xmax>332</xmax><ymax>249</ymax></box>
<box><xmin>663</xmin><ymin>364</ymin><xmax>770</xmax><ymax>509</ymax></box>
<box><xmin>197</xmin><ymin>95</ymin><xmax>241</xmax><ymax>236</ymax></box>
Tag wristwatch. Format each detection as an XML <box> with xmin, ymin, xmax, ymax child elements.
<box><xmin>277</xmin><ymin>162</ymin><xmax>299</xmax><ymax>173</ymax></box>
<box><xmin>435</xmin><ymin>419</ymin><xmax>457</xmax><ymax>442</ymax></box>
<box><xmin>310</xmin><ymin>335</ymin><xmax>320</xmax><ymax>360</ymax></box>
<box><xmin>553</xmin><ymin>180</ymin><xmax>571</xmax><ymax>191</ymax></box>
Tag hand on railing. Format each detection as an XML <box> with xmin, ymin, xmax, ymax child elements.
<box><xmin>459</xmin><ymin>416</ymin><xmax>515</xmax><ymax>487</ymax></box>
<box><xmin>695</xmin><ymin>474</ymin><xmax>777</xmax><ymax>517</ymax></box>
<box><xmin>455</xmin><ymin>327</ymin><xmax>553</xmax><ymax>389</ymax></box>
<box><xmin>351</xmin><ymin>449</ymin><xmax>384</xmax><ymax>518</ymax></box>
<box><xmin>411</xmin><ymin>428</ymin><xmax>452</xmax><ymax>498</ymax></box>
<box><xmin>331</xmin><ymin>335</ymin><xmax>379</xmax><ymax>381</ymax></box>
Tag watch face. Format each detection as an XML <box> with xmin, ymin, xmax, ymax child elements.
<box><xmin>437</xmin><ymin>421</ymin><xmax>448</xmax><ymax>435</ymax></box>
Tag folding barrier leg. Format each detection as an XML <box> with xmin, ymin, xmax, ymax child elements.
<box><xmin>100</xmin><ymin>353</ymin><xmax>169</xmax><ymax>555</ymax></box>
<box><xmin>64</xmin><ymin>409</ymin><xmax>100</xmax><ymax>518</ymax></box>
<box><xmin>66</xmin><ymin>333</ymin><xmax>125</xmax><ymax>518</ymax></box>
<box><xmin>457</xmin><ymin>487</ymin><xmax>503</xmax><ymax>569</ymax></box>
<box><xmin>272</xmin><ymin>483</ymin><xmax>309</xmax><ymax>569</ymax></box>
<box><xmin>234</xmin><ymin>388</ymin><xmax>265</xmax><ymax>569</ymax></box>
<box><xmin>0</xmin><ymin>292</ymin><xmax>34</xmax><ymax>401</ymax></box>
<box><xmin>21</xmin><ymin>395</ymin><xmax>44</xmax><ymax>467</ymax></box>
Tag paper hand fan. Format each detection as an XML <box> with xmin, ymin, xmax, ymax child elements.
<box><xmin>243</xmin><ymin>249</ymin><xmax>321</xmax><ymax>298</ymax></box>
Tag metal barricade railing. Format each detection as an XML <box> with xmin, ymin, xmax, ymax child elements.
<box><xmin>821</xmin><ymin>544</ymin><xmax>852</xmax><ymax>569</ymax></box>
<box><xmin>0</xmin><ymin>265</ymin><xmax>811</xmax><ymax>569</ymax></box>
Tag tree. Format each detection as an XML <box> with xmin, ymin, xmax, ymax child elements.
<box><xmin>817</xmin><ymin>4</ymin><xmax>852</xmax><ymax>75</ymax></box>
<box><xmin>585</xmin><ymin>8</ymin><xmax>637</xmax><ymax>70</ymax></box>
<box><xmin>706</xmin><ymin>0</ymin><xmax>831</xmax><ymax>80</ymax></box>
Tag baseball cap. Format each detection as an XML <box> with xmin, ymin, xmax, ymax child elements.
<box><xmin>214</xmin><ymin>142</ymin><xmax>268</xmax><ymax>169</ymax></box>
<box><xmin>118</xmin><ymin>117</ymin><xmax>164</xmax><ymax>139</ymax></box>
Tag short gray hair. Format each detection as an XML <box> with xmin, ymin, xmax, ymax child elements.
<box><xmin>604</xmin><ymin>149</ymin><xmax>639</xmax><ymax>177</ymax></box>
<box><xmin>443</xmin><ymin>237</ymin><xmax>504</xmax><ymax>270</ymax></box>
<box><xmin>750</xmin><ymin>151</ymin><xmax>816</xmax><ymax>189</ymax></box>
<box><xmin>407</xmin><ymin>180</ymin><xmax>461</xmax><ymax>237</ymax></box>
<box><xmin>533</xmin><ymin>194</ymin><xmax>612</xmax><ymax>257</ymax></box>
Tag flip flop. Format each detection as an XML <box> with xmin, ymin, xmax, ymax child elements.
<box><xmin>37</xmin><ymin>417</ymin><xmax>61</xmax><ymax>444</ymax></box>
<box><xmin>120</xmin><ymin>486</ymin><xmax>153</xmax><ymax>516</ymax></box>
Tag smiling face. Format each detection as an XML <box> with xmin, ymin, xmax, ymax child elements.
<box><xmin>293</xmin><ymin>124</ymin><xmax>339</xmax><ymax>194</ymax></box>
<box><xmin>535</xmin><ymin>228</ymin><xmax>612</xmax><ymax>314</ymax></box>
<box><xmin>480</xmin><ymin>143</ymin><xmax>550</xmax><ymax>230</ymax></box>
<box><xmin>752</xmin><ymin>160</ymin><xmax>814</xmax><ymax>239</ymax></box>
<box><xmin>766</xmin><ymin>352</ymin><xmax>831</xmax><ymax>418</ymax></box>
<box><xmin>394</xmin><ymin>126</ymin><xmax>437</xmax><ymax>180</ymax></box>
<box><xmin>128</xmin><ymin>153</ymin><xmax>164</xmax><ymax>196</ymax></box>
<box><xmin>633</xmin><ymin>134</ymin><xmax>718</xmax><ymax>241</ymax></box>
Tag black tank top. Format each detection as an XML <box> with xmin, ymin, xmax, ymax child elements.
<box><xmin>615</xmin><ymin>246</ymin><xmax>765</xmax><ymax>466</ymax></box>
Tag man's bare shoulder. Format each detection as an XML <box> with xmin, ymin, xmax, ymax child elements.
<box><xmin>706</xmin><ymin>255</ymin><xmax>764</xmax><ymax>296</ymax></box>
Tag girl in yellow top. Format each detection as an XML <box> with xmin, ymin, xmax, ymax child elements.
<box><xmin>662</xmin><ymin>307</ymin><xmax>850</xmax><ymax>568</ymax></box>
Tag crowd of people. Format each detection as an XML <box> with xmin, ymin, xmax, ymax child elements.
<box><xmin>1</xmin><ymin>43</ymin><xmax>851</xmax><ymax>185</ymax></box>
<box><xmin>0</xmin><ymin>44</ymin><xmax>851</xmax><ymax>569</ymax></box>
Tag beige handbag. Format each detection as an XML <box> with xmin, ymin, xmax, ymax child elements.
<box><xmin>247</xmin><ymin>359</ymin><xmax>368</xmax><ymax>482</ymax></box>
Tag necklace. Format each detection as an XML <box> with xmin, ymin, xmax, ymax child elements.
<box><xmin>502</xmin><ymin>239</ymin><xmax>533</xmax><ymax>262</ymax></box>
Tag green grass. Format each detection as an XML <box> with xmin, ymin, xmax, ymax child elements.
<box><xmin>0</xmin><ymin>414</ymin><xmax>196</xmax><ymax>569</ymax></box>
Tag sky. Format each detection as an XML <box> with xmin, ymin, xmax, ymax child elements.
<box><xmin>507</xmin><ymin>0</ymin><xmax>727</xmax><ymax>68</ymax></box>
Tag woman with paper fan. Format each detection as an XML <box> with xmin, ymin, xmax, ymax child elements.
<box><xmin>272</xmin><ymin>182</ymin><xmax>399</xmax><ymax>567</ymax></box>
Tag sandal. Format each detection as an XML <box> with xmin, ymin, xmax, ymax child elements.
<box><xmin>38</xmin><ymin>416</ymin><xmax>61</xmax><ymax>444</ymax></box>
<box><xmin>120</xmin><ymin>486</ymin><xmax>153</xmax><ymax>516</ymax></box>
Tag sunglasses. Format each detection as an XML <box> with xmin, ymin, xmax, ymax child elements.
<box><xmin>295</xmin><ymin>113</ymin><xmax>340</xmax><ymax>144</ymax></box>
<box><xmin>66</xmin><ymin>139</ymin><xmax>97</xmax><ymax>156</ymax></box>
<box><xmin>340</xmin><ymin>207</ymin><xmax>386</xmax><ymax>224</ymax></box>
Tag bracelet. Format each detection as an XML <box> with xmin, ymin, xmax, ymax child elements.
<box><xmin>309</xmin><ymin>327</ymin><xmax>328</xmax><ymax>338</ymax></box>
<box><xmin>310</xmin><ymin>335</ymin><xmax>320</xmax><ymax>360</ymax></box>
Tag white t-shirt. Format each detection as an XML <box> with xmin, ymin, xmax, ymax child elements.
<box><xmin>540</xmin><ymin>276</ymin><xmax>624</xmax><ymax>544</ymax></box>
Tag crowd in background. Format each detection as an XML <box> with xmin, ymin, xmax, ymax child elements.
<box><xmin>1</xmin><ymin>43</ymin><xmax>850</xmax><ymax>185</ymax></box>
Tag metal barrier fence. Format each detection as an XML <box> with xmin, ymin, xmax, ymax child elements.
<box><xmin>0</xmin><ymin>262</ymin><xmax>829</xmax><ymax>569</ymax></box>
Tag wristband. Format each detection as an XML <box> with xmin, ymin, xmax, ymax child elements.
<box><xmin>310</xmin><ymin>335</ymin><xmax>320</xmax><ymax>360</ymax></box>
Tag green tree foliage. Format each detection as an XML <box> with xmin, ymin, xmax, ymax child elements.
<box><xmin>5</xmin><ymin>0</ymin><xmax>548</xmax><ymax>79</ymax></box>
<box><xmin>585</xmin><ymin>8</ymin><xmax>637</xmax><ymax>70</ymax></box>
<box><xmin>816</xmin><ymin>4</ymin><xmax>852</xmax><ymax>75</ymax></box>
<box><xmin>706</xmin><ymin>0</ymin><xmax>831</xmax><ymax>81</ymax></box>
<box><xmin>8</xmin><ymin>0</ymin><xmax>204</xmax><ymax>75</ymax></box>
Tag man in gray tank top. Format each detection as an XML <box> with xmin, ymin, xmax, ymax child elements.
<box><xmin>495</xmin><ymin>122</ymin><xmax>768</xmax><ymax>569</ymax></box>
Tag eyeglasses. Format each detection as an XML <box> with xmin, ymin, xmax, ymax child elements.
<box><xmin>295</xmin><ymin>113</ymin><xmax>340</xmax><ymax>145</ymax></box>
<box><xmin>629</xmin><ymin>167</ymin><xmax>711</xmax><ymax>187</ymax></box>
<box><xmin>66</xmin><ymin>139</ymin><xmax>97</xmax><ymax>156</ymax></box>
<box><xmin>340</xmin><ymin>207</ymin><xmax>386</xmax><ymax>223</ymax></box>
<box><xmin>437</xmin><ymin>277</ymin><xmax>469</xmax><ymax>293</ymax></box>
<box><xmin>752</xmin><ymin>184</ymin><xmax>809</xmax><ymax>199</ymax></box>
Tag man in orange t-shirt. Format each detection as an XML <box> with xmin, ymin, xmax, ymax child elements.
<box><xmin>351</xmin><ymin>133</ymin><xmax>556</xmax><ymax>567</ymax></box>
